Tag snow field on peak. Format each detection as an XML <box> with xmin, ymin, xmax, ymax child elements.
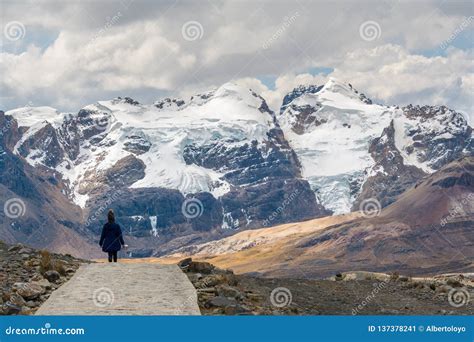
<box><xmin>6</xmin><ymin>106</ymin><xmax>62</xmax><ymax>128</ymax></box>
<box><xmin>277</xmin><ymin>81</ymin><xmax>394</xmax><ymax>213</ymax></box>
<box><xmin>9</xmin><ymin>84</ymin><xmax>276</xmax><ymax>207</ymax></box>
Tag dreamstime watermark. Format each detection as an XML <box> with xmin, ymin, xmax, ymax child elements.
<box><xmin>359</xmin><ymin>20</ymin><xmax>381</xmax><ymax>41</ymax></box>
<box><xmin>359</xmin><ymin>198</ymin><xmax>382</xmax><ymax>218</ymax></box>
<box><xmin>85</xmin><ymin>190</ymin><xmax>123</xmax><ymax>227</ymax></box>
<box><xmin>181</xmin><ymin>197</ymin><xmax>204</xmax><ymax>219</ymax></box>
<box><xmin>440</xmin><ymin>16</ymin><xmax>473</xmax><ymax>50</ymax></box>
<box><xmin>262</xmin><ymin>12</ymin><xmax>300</xmax><ymax>49</ymax></box>
<box><xmin>92</xmin><ymin>287</ymin><xmax>115</xmax><ymax>308</ymax></box>
<box><xmin>440</xmin><ymin>193</ymin><xmax>473</xmax><ymax>228</ymax></box>
<box><xmin>181</xmin><ymin>21</ymin><xmax>204</xmax><ymax>41</ymax></box>
<box><xmin>448</xmin><ymin>287</ymin><xmax>470</xmax><ymax>308</ymax></box>
<box><xmin>88</xmin><ymin>11</ymin><xmax>124</xmax><ymax>47</ymax></box>
<box><xmin>3</xmin><ymin>21</ymin><xmax>26</xmax><ymax>41</ymax></box>
<box><xmin>4</xmin><ymin>198</ymin><xmax>26</xmax><ymax>219</ymax></box>
<box><xmin>4</xmin><ymin>323</ymin><xmax>85</xmax><ymax>336</ymax></box>
<box><xmin>262</xmin><ymin>188</ymin><xmax>300</xmax><ymax>226</ymax></box>
<box><xmin>172</xmin><ymin>294</ymin><xmax>197</xmax><ymax>315</ymax></box>
<box><xmin>352</xmin><ymin>279</ymin><xmax>390</xmax><ymax>315</ymax></box>
<box><xmin>270</xmin><ymin>287</ymin><xmax>292</xmax><ymax>308</ymax></box>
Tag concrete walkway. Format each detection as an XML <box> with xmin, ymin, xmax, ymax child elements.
<box><xmin>35</xmin><ymin>263</ymin><xmax>201</xmax><ymax>315</ymax></box>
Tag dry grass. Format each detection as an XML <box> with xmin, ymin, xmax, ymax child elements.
<box><xmin>39</xmin><ymin>250</ymin><xmax>52</xmax><ymax>274</ymax></box>
<box><xmin>39</xmin><ymin>250</ymin><xmax>67</xmax><ymax>275</ymax></box>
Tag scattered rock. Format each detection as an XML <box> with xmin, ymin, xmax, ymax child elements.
<box><xmin>188</xmin><ymin>261</ymin><xmax>214</xmax><ymax>274</ymax></box>
<box><xmin>196</xmin><ymin>274</ymin><xmax>227</xmax><ymax>288</ymax></box>
<box><xmin>18</xmin><ymin>247</ymin><xmax>33</xmax><ymax>254</ymax></box>
<box><xmin>380</xmin><ymin>308</ymin><xmax>400</xmax><ymax>314</ymax></box>
<box><xmin>177</xmin><ymin>258</ymin><xmax>193</xmax><ymax>270</ymax></box>
<box><xmin>0</xmin><ymin>241</ymin><xmax>84</xmax><ymax>316</ymax></box>
<box><xmin>9</xmin><ymin>293</ymin><xmax>26</xmax><ymax>307</ymax></box>
<box><xmin>8</xmin><ymin>244</ymin><xmax>23</xmax><ymax>252</ymax></box>
<box><xmin>31</xmin><ymin>278</ymin><xmax>52</xmax><ymax>290</ymax></box>
<box><xmin>43</xmin><ymin>270</ymin><xmax>61</xmax><ymax>283</ymax></box>
<box><xmin>2</xmin><ymin>302</ymin><xmax>22</xmax><ymax>315</ymax></box>
<box><xmin>206</xmin><ymin>295</ymin><xmax>238</xmax><ymax>308</ymax></box>
<box><xmin>435</xmin><ymin>285</ymin><xmax>451</xmax><ymax>294</ymax></box>
<box><xmin>15</xmin><ymin>282</ymin><xmax>45</xmax><ymax>300</ymax></box>
<box><xmin>216</xmin><ymin>285</ymin><xmax>242</xmax><ymax>299</ymax></box>
<box><xmin>446</xmin><ymin>279</ymin><xmax>462</xmax><ymax>288</ymax></box>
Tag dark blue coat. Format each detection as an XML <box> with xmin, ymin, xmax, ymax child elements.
<box><xmin>99</xmin><ymin>222</ymin><xmax>125</xmax><ymax>252</ymax></box>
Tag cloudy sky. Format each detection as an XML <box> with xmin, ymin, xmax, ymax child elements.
<box><xmin>0</xmin><ymin>0</ymin><xmax>473</xmax><ymax>119</ymax></box>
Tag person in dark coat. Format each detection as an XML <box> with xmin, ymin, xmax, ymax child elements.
<box><xmin>99</xmin><ymin>209</ymin><xmax>125</xmax><ymax>262</ymax></box>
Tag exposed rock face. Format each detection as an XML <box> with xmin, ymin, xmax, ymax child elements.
<box><xmin>396</xmin><ymin>105</ymin><xmax>472</xmax><ymax>170</ymax></box>
<box><xmin>16</xmin><ymin>123</ymin><xmax>65</xmax><ymax>168</ymax></box>
<box><xmin>280</xmin><ymin>85</ymin><xmax>323</xmax><ymax>114</ymax></box>
<box><xmin>220</xmin><ymin>178</ymin><xmax>330</xmax><ymax>229</ymax></box>
<box><xmin>154</xmin><ymin>97</ymin><xmax>185</xmax><ymax>110</ymax></box>
<box><xmin>354</xmin><ymin>105</ymin><xmax>472</xmax><ymax>210</ymax></box>
<box><xmin>353</xmin><ymin>121</ymin><xmax>426</xmax><ymax>209</ymax></box>
<box><xmin>123</xmin><ymin>132</ymin><xmax>152</xmax><ymax>155</ymax></box>
<box><xmin>278</xmin><ymin>80</ymin><xmax>472</xmax><ymax>214</ymax></box>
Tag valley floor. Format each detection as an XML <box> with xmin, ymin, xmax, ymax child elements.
<box><xmin>232</xmin><ymin>275</ymin><xmax>473</xmax><ymax>315</ymax></box>
<box><xmin>179</xmin><ymin>259</ymin><xmax>474</xmax><ymax>315</ymax></box>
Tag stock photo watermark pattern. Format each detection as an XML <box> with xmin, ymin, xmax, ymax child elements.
<box><xmin>262</xmin><ymin>188</ymin><xmax>300</xmax><ymax>226</ymax></box>
<box><xmin>181</xmin><ymin>21</ymin><xmax>204</xmax><ymax>41</ymax></box>
<box><xmin>92</xmin><ymin>287</ymin><xmax>115</xmax><ymax>308</ymax></box>
<box><xmin>3</xmin><ymin>21</ymin><xmax>26</xmax><ymax>41</ymax></box>
<box><xmin>447</xmin><ymin>288</ymin><xmax>470</xmax><ymax>308</ymax></box>
<box><xmin>359</xmin><ymin>20</ymin><xmax>382</xmax><ymax>41</ymax></box>
<box><xmin>439</xmin><ymin>15</ymin><xmax>473</xmax><ymax>50</ymax></box>
<box><xmin>4</xmin><ymin>323</ymin><xmax>85</xmax><ymax>336</ymax></box>
<box><xmin>440</xmin><ymin>193</ymin><xmax>473</xmax><ymax>228</ymax></box>
<box><xmin>0</xmin><ymin>2</ymin><xmax>473</xmax><ymax>337</ymax></box>
<box><xmin>352</xmin><ymin>279</ymin><xmax>390</xmax><ymax>315</ymax></box>
<box><xmin>270</xmin><ymin>287</ymin><xmax>292</xmax><ymax>308</ymax></box>
<box><xmin>181</xmin><ymin>197</ymin><xmax>204</xmax><ymax>219</ymax></box>
<box><xmin>262</xmin><ymin>12</ymin><xmax>300</xmax><ymax>49</ymax></box>
<box><xmin>359</xmin><ymin>198</ymin><xmax>382</xmax><ymax>218</ymax></box>
<box><xmin>3</xmin><ymin>198</ymin><xmax>26</xmax><ymax>219</ymax></box>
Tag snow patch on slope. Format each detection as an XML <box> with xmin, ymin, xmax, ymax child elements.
<box><xmin>278</xmin><ymin>79</ymin><xmax>393</xmax><ymax>213</ymax></box>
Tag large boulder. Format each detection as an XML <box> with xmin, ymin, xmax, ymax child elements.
<box><xmin>14</xmin><ymin>282</ymin><xmax>45</xmax><ymax>300</ymax></box>
<box><xmin>43</xmin><ymin>270</ymin><xmax>61</xmax><ymax>283</ymax></box>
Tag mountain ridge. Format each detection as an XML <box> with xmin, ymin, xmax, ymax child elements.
<box><xmin>1</xmin><ymin>78</ymin><xmax>472</xmax><ymax>258</ymax></box>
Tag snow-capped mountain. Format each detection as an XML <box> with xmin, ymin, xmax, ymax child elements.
<box><xmin>1</xmin><ymin>78</ymin><xmax>471</xmax><ymax>257</ymax></box>
<box><xmin>277</xmin><ymin>78</ymin><xmax>472</xmax><ymax>213</ymax></box>
<box><xmin>3</xmin><ymin>83</ymin><xmax>327</xmax><ymax>247</ymax></box>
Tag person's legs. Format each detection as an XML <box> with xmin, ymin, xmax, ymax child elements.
<box><xmin>113</xmin><ymin>251</ymin><xmax>118</xmax><ymax>262</ymax></box>
<box><xmin>108</xmin><ymin>252</ymin><xmax>113</xmax><ymax>262</ymax></box>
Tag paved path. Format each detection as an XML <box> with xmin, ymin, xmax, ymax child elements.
<box><xmin>35</xmin><ymin>263</ymin><xmax>201</xmax><ymax>315</ymax></box>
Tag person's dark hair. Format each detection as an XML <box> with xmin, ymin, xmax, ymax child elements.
<box><xmin>107</xmin><ymin>209</ymin><xmax>115</xmax><ymax>223</ymax></box>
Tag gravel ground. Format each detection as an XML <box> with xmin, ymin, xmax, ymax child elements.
<box><xmin>180</xmin><ymin>259</ymin><xmax>473</xmax><ymax>315</ymax></box>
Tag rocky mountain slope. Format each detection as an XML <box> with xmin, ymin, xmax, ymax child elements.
<box><xmin>277</xmin><ymin>79</ymin><xmax>472</xmax><ymax>214</ymax></box>
<box><xmin>166</xmin><ymin>157</ymin><xmax>474</xmax><ymax>278</ymax></box>
<box><xmin>0</xmin><ymin>78</ymin><xmax>471</xmax><ymax>258</ymax></box>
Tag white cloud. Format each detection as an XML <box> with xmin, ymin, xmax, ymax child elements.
<box><xmin>0</xmin><ymin>0</ymin><xmax>472</xmax><ymax>114</ymax></box>
<box><xmin>331</xmin><ymin>45</ymin><xmax>474</xmax><ymax>115</ymax></box>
